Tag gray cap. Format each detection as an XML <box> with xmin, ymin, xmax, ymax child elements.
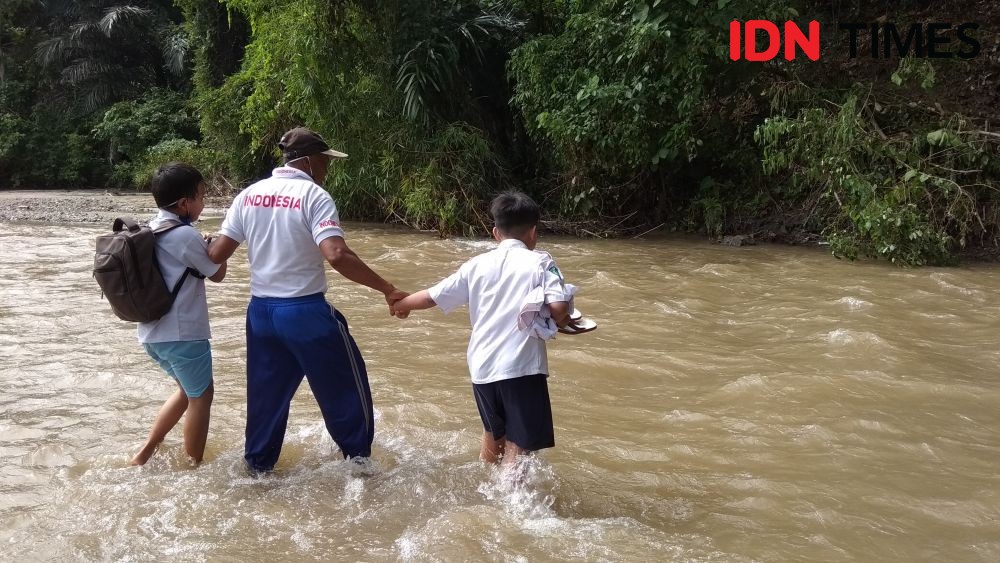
<box><xmin>278</xmin><ymin>127</ymin><xmax>348</xmax><ymax>160</ymax></box>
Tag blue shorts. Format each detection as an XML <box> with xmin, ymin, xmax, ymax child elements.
<box><xmin>143</xmin><ymin>340</ymin><xmax>213</xmax><ymax>398</ymax></box>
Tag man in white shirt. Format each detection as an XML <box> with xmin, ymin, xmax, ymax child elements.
<box><xmin>208</xmin><ymin>127</ymin><xmax>407</xmax><ymax>472</ymax></box>
<box><xmin>391</xmin><ymin>192</ymin><xmax>574</xmax><ymax>466</ymax></box>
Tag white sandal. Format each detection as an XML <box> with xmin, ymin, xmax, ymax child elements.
<box><xmin>558</xmin><ymin>309</ymin><xmax>597</xmax><ymax>335</ymax></box>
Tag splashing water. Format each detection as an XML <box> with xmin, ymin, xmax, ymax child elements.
<box><xmin>477</xmin><ymin>455</ymin><xmax>559</xmax><ymax>521</ymax></box>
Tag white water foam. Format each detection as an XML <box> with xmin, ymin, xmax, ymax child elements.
<box><xmin>824</xmin><ymin>328</ymin><xmax>884</xmax><ymax>347</ymax></box>
<box><xmin>930</xmin><ymin>273</ymin><xmax>985</xmax><ymax>300</ymax></box>
<box><xmin>834</xmin><ymin>296</ymin><xmax>873</xmax><ymax>311</ymax></box>
<box><xmin>657</xmin><ymin>301</ymin><xmax>694</xmax><ymax>318</ymax></box>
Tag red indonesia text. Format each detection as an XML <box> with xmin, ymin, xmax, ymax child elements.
<box><xmin>244</xmin><ymin>194</ymin><xmax>302</xmax><ymax>210</ymax></box>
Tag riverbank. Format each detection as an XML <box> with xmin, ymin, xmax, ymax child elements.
<box><xmin>0</xmin><ymin>190</ymin><xmax>232</xmax><ymax>224</ymax></box>
<box><xmin>2</xmin><ymin>189</ymin><xmax>997</xmax><ymax>263</ymax></box>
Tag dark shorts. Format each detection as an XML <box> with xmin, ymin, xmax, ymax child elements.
<box><xmin>472</xmin><ymin>373</ymin><xmax>554</xmax><ymax>451</ymax></box>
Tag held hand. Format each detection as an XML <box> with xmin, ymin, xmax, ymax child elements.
<box><xmin>391</xmin><ymin>299</ymin><xmax>411</xmax><ymax>319</ymax></box>
<box><xmin>385</xmin><ymin>288</ymin><xmax>410</xmax><ymax>319</ymax></box>
<box><xmin>384</xmin><ymin>288</ymin><xmax>409</xmax><ymax>306</ymax></box>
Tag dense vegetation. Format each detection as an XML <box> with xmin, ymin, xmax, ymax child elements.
<box><xmin>1</xmin><ymin>0</ymin><xmax>998</xmax><ymax>264</ymax></box>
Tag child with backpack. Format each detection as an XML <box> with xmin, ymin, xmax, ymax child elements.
<box><xmin>129</xmin><ymin>163</ymin><xmax>227</xmax><ymax>466</ymax></box>
<box><xmin>390</xmin><ymin>192</ymin><xmax>576</xmax><ymax>467</ymax></box>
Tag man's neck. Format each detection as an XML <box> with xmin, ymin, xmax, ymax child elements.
<box><xmin>498</xmin><ymin>236</ymin><xmax>530</xmax><ymax>246</ymax></box>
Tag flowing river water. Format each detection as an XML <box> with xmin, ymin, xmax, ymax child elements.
<box><xmin>1</xmin><ymin>208</ymin><xmax>999</xmax><ymax>561</ymax></box>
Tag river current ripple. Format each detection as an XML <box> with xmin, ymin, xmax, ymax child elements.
<box><xmin>1</xmin><ymin>218</ymin><xmax>998</xmax><ymax>561</ymax></box>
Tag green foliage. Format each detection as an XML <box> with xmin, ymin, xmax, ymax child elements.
<box><xmin>186</xmin><ymin>0</ymin><xmax>391</xmax><ymax>186</ymax></box>
<box><xmin>189</xmin><ymin>0</ymin><xmax>513</xmax><ymax>233</ymax></box>
<box><xmin>0</xmin><ymin>82</ymin><xmax>31</xmax><ymax>161</ymax></box>
<box><xmin>756</xmin><ymin>92</ymin><xmax>998</xmax><ymax>265</ymax></box>
<box><xmin>510</xmin><ymin>1</ymin><xmax>791</xmax><ymax>175</ymax></box>
<box><xmin>395</xmin><ymin>2</ymin><xmax>523</xmax><ymax>126</ymax></box>
<box><xmin>61</xmin><ymin>132</ymin><xmax>103</xmax><ymax>185</ymax></box>
<box><xmin>91</xmin><ymin>88</ymin><xmax>210</xmax><ymax>189</ymax></box>
<box><xmin>891</xmin><ymin>57</ymin><xmax>936</xmax><ymax>89</ymax></box>
<box><xmin>92</xmin><ymin>88</ymin><xmax>199</xmax><ymax>162</ymax></box>
<box><xmin>1</xmin><ymin>77</ymin><xmax>104</xmax><ymax>186</ymax></box>
<box><xmin>0</xmin><ymin>0</ymin><xmax>194</xmax><ymax>187</ymax></box>
<box><xmin>391</xmin><ymin>123</ymin><xmax>503</xmax><ymax>235</ymax></box>
<box><xmin>33</xmin><ymin>0</ymin><xmax>189</xmax><ymax>114</ymax></box>
<box><xmin>170</xmin><ymin>0</ymin><xmax>251</xmax><ymax>182</ymax></box>
<box><xmin>827</xmin><ymin>199</ymin><xmax>952</xmax><ymax>266</ymax></box>
<box><xmin>0</xmin><ymin>113</ymin><xmax>27</xmax><ymax>160</ymax></box>
<box><xmin>18</xmin><ymin>125</ymin><xmax>104</xmax><ymax>187</ymax></box>
<box><xmin>508</xmin><ymin>0</ymin><xmax>795</xmax><ymax>223</ymax></box>
<box><xmin>120</xmin><ymin>138</ymin><xmax>225</xmax><ymax>189</ymax></box>
<box><xmin>692</xmin><ymin>177</ymin><xmax>726</xmax><ymax>237</ymax></box>
<box><xmin>3</xmin><ymin>0</ymin><xmax>999</xmax><ymax>265</ymax></box>
<box><xmin>174</xmin><ymin>0</ymin><xmax>249</xmax><ymax>89</ymax></box>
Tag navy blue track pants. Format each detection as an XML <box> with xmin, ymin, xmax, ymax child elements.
<box><xmin>244</xmin><ymin>293</ymin><xmax>374</xmax><ymax>472</ymax></box>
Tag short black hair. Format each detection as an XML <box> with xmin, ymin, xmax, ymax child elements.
<box><xmin>490</xmin><ymin>191</ymin><xmax>541</xmax><ymax>237</ymax></box>
<box><xmin>151</xmin><ymin>162</ymin><xmax>204</xmax><ymax>209</ymax></box>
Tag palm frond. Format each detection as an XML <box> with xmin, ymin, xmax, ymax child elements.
<box><xmin>395</xmin><ymin>49</ymin><xmax>428</xmax><ymax>124</ymax></box>
<box><xmin>34</xmin><ymin>35</ymin><xmax>77</xmax><ymax>66</ymax></box>
<box><xmin>82</xmin><ymin>81</ymin><xmax>112</xmax><ymax>113</ymax></box>
<box><xmin>160</xmin><ymin>27</ymin><xmax>188</xmax><ymax>76</ymax></box>
<box><xmin>69</xmin><ymin>21</ymin><xmax>100</xmax><ymax>41</ymax></box>
<box><xmin>98</xmin><ymin>5</ymin><xmax>151</xmax><ymax>38</ymax></box>
<box><xmin>394</xmin><ymin>3</ymin><xmax>525</xmax><ymax>125</ymax></box>
<box><xmin>61</xmin><ymin>58</ymin><xmax>115</xmax><ymax>85</ymax></box>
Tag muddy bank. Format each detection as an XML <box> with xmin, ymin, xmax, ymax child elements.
<box><xmin>0</xmin><ymin>191</ymin><xmax>231</xmax><ymax>224</ymax></box>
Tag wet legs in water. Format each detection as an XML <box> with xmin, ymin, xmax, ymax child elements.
<box><xmin>479</xmin><ymin>430</ymin><xmax>531</xmax><ymax>483</ymax></box>
<box><xmin>130</xmin><ymin>382</ymin><xmax>214</xmax><ymax>465</ymax></box>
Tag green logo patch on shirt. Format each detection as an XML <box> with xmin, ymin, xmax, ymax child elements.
<box><xmin>548</xmin><ymin>265</ymin><xmax>562</xmax><ymax>279</ymax></box>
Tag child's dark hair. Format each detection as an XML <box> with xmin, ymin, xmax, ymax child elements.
<box><xmin>151</xmin><ymin>162</ymin><xmax>204</xmax><ymax>209</ymax></box>
<box><xmin>490</xmin><ymin>191</ymin><xmax>540</xmax><ymax>237</ymax></box>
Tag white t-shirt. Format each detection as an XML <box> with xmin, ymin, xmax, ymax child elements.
<box><xmin>428</xmin><ymin>238</ymin><xmax>574</xmax><ymax>384</ymax></box>
<box><xmin>137</xmin><ymin>210</ymin><xmax>221</xmax><ymax>344</ymax></box>
<box><xmin>219</xmin><ymin>167</ymin><xmax>346</xmax><ymax>298</ymax></box>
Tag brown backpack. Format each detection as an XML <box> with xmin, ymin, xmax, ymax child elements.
<box><xmin>93</xmin><ymin>217</ymin><xmax>203</xmax><ymax>322</ymax></box>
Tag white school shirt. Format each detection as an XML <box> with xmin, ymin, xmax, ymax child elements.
<box><xmin>428</xmin><ymin>238</ymin><xmax>574</xmax><ymax>384</ymax></box>
<box><xmin>219</xmin><ymin>167</ymin><xmax>346</xmax><ymax>298</ymax></box>
<box><xmin>137</xmin><ymin>210</ymin><xmax>222</xmax><ymax>344</ymax></box>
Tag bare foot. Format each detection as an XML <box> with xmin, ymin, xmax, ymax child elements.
<box><xmin>129</xmin><ymin>445</ymin><xmax>156</xmax><ymax>466</ymax></box>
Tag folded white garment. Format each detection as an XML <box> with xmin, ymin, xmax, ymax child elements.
<box><xmin>518</xmin><ymin>283</ymin><xmax>578</xmax><ymax>340</ymax></box>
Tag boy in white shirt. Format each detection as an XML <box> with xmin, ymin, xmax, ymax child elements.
<box><xmin>392</xmin><ymin>192</ymin><xmax>574</xmax><ymax>465</ymax></box>
<box><xmin>131</xmin><ymin>163</ymin><xmax>227</xmax><ymax>465</ymax></box>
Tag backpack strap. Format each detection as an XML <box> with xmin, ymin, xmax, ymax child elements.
<box><xmin>168</xmin><ymin>268</ymin><xmax>205</xmax><ymax>299</ymax></box>
<box><xmin>113</xmin><ymin>217</ymin><xmax>141</xmax><ymax>233</ymax></box>
<box><xmin>152</xmin><ymin>219</ymin><xmax>208</xmax><ymax>297</ymax></box>
<box><xmin>152</xmin><ymin>218</ymin><xmax>185</xmax><ymax>235</ymax></box>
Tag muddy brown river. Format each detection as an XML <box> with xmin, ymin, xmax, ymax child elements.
<box><xmin>1</xmin><ymin>207</ymin><xmax>998</xmax><ymax>561</ymax></box>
